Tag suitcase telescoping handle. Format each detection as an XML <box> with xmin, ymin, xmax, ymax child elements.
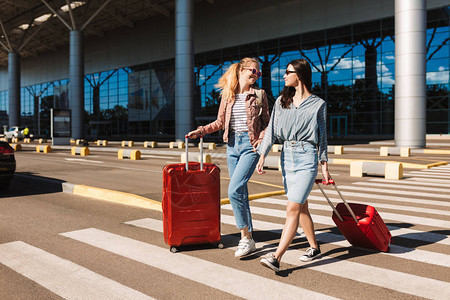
<box><xmin>184</xmin><ymin>135</ymin><xmax>203</xmax><ymax>171</ymax></box>
<box><xmin>315</xmin><ymin>179</ymin><xmax>358</xmax><ymax>224</ymax></box>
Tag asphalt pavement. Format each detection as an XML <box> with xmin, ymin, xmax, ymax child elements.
<box><xmin>1</xmin><ymin>137</ymin><xmax>449</xmax><ymax>299</ymax></box>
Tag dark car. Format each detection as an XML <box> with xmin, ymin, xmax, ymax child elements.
<box><xmin>0</xmin><ymin>142</ymin><xmax>16</xmax><ymax>189</ymax></box>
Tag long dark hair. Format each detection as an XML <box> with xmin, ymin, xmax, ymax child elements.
<box><xmin>280</xmin><ymin>59</ymin><xmax>312</xmax><ymax>108</ymax></box>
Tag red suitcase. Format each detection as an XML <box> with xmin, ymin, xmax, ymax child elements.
<box><xmin>162</xmin><ymin>136</ymin><xmax>222</xmax><ymax>252</ymax></box>
<box><xmin>315</xmin><ymin>179</ymin><xmax>392</xmax><ymax>252</ymax></box>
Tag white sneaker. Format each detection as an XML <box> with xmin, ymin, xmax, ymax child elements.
<box><xmin>234</xmin><ymin>237</ymin><xmax>256</xmax><ymax>258</ymax></box>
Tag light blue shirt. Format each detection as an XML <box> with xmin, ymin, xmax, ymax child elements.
<box><xmin>257</xmin><ymin>94</ymin><xmax>328</xmax><ymax>162</ymax></box>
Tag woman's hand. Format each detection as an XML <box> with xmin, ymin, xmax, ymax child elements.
<box><xmin>256</xmin><ymin>154</ymin><xmax>266</xmax><ymax>175</ymax></box>
<box><xmin>186</xmin><ymin>129</ymin><xmax>201</xmax><ymax>139</ymax></box>
<box><xmin>252</xmin><ymin>139</ymin><xmax>262</xmax><ymax>151</ymax></box>
<box><xmin>320</xmin><ymin>161</ymin><xmax>331</xmax><ymax>184</ymax></box>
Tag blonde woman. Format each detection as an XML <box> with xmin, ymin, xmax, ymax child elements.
<box><xmin>187</xmin><ymin>57</ymin><xmax>270</xmax><ymax>258</ymax></box>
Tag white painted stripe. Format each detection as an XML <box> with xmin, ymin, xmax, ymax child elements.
<box><xmin>407</xmin><ymin>177</ymin><xmax>450</xmax><ymax>184</ymax></box>
<box><xmin>369</xmin><ymin>178</ymin><xmax>450</xmax><ymax>189</ymax></box>
<box><xmin>242</xmin><ymin>200</ymin><xmax>450</xmax><ymax>245</ymax></box>
<box><xmin>128</xmin><ymin>215</ymin><xmax>450</xmax><ymax>268</ymax></box>
<box><xmin>307</xmin><ymin>197</ymin><xmax>450</xmax><ymax>228</ymax></box>
<box><xmin>355</xmin><ymin>181</ymin><xmax>450</xmax><ymax>194</ymax></box>
<box><xmin>405</xmin><ymin>173</ymin><xmax>450</xmax><ymax>179</ymax></box>
<box><xmin>126</xmin><ymin>217</ymin><xmax>450</xmax><ymax>299</ymax></box>
<box><xmin>336</xmin><ymin>185</ymin><xmax>449</xmax><ymax>200</ymax></box>
<box><xmin>222</xmin><ymin>212</ymin><xmax>450</xmax><ymax>268</ymax></box>
<box><xmin>61</xmin><ymin>228</ymin><xmax>336</xmax><ymax>300</ymax></box>
<box><xmin>141</xmin><ymin>155</ymin><xmax>176</xmax><ymax>159</ymax></box>
<box><xmin>310</xmin><ymin>189</ymin><xmax>450</xmax><ymax>207</ymax></box>
<box><xmin>410</xmin><ymin>171</ymin><xmax>450</xmax><ymax>176</ymax></box>
<box><xmin>0</xmin><ymin>241</ymin><xmax>153</xmax><ymax>300</ymax></box>
<box><xmin>263</xmin><ymin>194</ymin><xmax>450</xmax><ymax>217</ymax></box>
<box><xmin>64</xmin><ymin>158</ymin><xmax>104</xmax><ymax>163</ymax></box>
<box><xmin>431</xmin><ymin>166</ymin><xmax>450</xmax><ymax>170</ymax></box>
<box><xmin>418</xmin><ymin>169</ymin><xmax>450</xmax><ymax>174</ymax></box>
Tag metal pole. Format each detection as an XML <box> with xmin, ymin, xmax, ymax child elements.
<box><xmin>8</xmin><ymin>52</ymin><xmax>20</xmax><ymax>127</ymax></box>
<box><xmin>69</xmin><ymin>30</ymin><xmax>84</xmax><ymax>139</ymax></box>
<box><xmin>175</xmin><ymin>0</ymin><xmax>194</xmax><ymax>141</ymax></box>
<box><xmin>395</xmin><ymin>0</ymin><xmax>426</xmax><ymax>147</ymax></box>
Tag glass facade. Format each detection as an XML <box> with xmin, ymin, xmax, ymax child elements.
<box><xmin>0</xmin><ymin>6</ymin><xmax>448</xmax><ymax>139</ymax></box>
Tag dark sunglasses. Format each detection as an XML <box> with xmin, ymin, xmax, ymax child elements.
<box><xmin>285</xmin><ymin>70</ymin><xmax>296</xmax><ymax>75</ymax></box>
<box><xmin>244</xmin><ymin>68</ymin><xmax>262</xmax><ymax>77</ymax></box>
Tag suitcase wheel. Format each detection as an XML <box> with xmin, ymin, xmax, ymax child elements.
<box><xmin>170</xmin><ymin>246</ymin><xmax>178</xmax><ymax>253</ymax></box>
<box><xmin>217</xmin><ymin>243</ymin><xmax>224</xmax><ymax>249</ymax></box>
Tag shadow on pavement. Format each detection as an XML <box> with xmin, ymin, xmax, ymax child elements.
<box><xmin>0</xmin><ymin>172</ymin><xmax>64</xmax><ymax>198</ymax></box>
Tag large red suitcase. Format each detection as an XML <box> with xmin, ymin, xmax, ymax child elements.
<box><xmin>162</xmin><ymin>137</ymin><xmax>222</xmax><ymax>252</ymax></box>
<box><xmin>315</xmin><ymin>179</ymin><xmax>392</xmax><ymax>252</ymax></box>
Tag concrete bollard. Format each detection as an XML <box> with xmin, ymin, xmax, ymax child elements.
<box><xmin>71</xmin><ymin>147</ymin><xmax>89</xmax><ymax>156</ymax></box>
<box><xmin>400</xmin><ymin>147</ymin><xmax>410</xmax><ymax>157</ymax></box>
<box><xmin>70</xmin><ymin>139</ymin><xmax>76</xmax><ymax>144</ymax></box>
<box><xmin>272</xmin><ymin>144</ymin><xmax>283</xmax><ymax>152</ymax></box>
<box><xmin>39</xmin><ymin>138</ymin><xmax>47</xmax><ymax>144</ymax></box>
<box><xmin>328</xmin><ymin>145</ymin><xmax>344</xmax><ymax>154</ymax></box>
<box><xmin>181</xmin><ymin>153</ymin><xmax>211</xmax><ymax>164</ymax></box>
<box><xmin>12</xmin><ymin>137</ymin><xmax>19</xmax><ymax>143</ymax></box>
<box><xmin>169</xmin><ymin>142</ymin><xmax>175</xmax><ymax>149</ymax></box>
<box><xmin>121</xmin><ymin>141</ymin><xmax>134</xmax><ymax>147</ymax></box>
<box><xmin>264</xmin><ymin>156</ymin><xmax>282</xmax><ymax>171</ymax></box>
<box><xmin>350</xmin><ymin>161</ymin><xmax>403</xmax><ymax>180</ymax></box>
<box><xmin>96</xmin><ymin>140</ymin><xmax>108</xmax><ymax>146</ymax></box>
<box><xmin>385</xmin><ymin>162</ymin><xmax>403</xmax><ymax>180</ymax></box>
<box><xmin>199</xmin><ymin>142</ymin><xmax>216</xmax><ymax>150</ymax></box>
<box><xmin>144</xmin><ymin>141</ymin><xmax>158</xmax><ymax>148</ymax></box>
<box><xmin>23</xmin><ymin>138</ymin><xmax>31</xmax><ymax>143</ymax></box>
<box><xmin>118</xmin><ymin>149</ymin><xmax>141</xmax><ymax>160</ymax></box>
<box><xmin>177</xmin><ymin>142</ymin><xmax>185</xmax><ymax>149</ymax></box>
<box><xmin>334</xmin><ymin>145</ymin><xmax>344</xmax><ymax>155</ymax></box>
<box><xmin>380</xmin><ymin>146</ymin><xmax>410</xmax><ymax>157</ymax></box>
<box><xmin>36</xmin><ymin>145</ymin><xmax>51</xmax><ymax>153</ymax></box>
<box><xmin>9</xmin><ymin>143</ymin><xmax>22</xmax><ymax>151</ymax></box>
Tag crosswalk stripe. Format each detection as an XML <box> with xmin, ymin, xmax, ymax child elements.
<box><xmin>417</xmin><ymin>169</ymin><xmax>450</xmax><ymax>173</ymax></box>
<box><xmin>126</xmin><ymin>215</ymin><xmax>450</xmax><ymax>268</ymax></box>
<box><xmin>257</xmin><ymin>198</ymin><xmax>450</xmax><ymax>229</ymax></box>
<box><xmin>245</xmin><ymin>199</ymin><xmax>450</xmax><ymax>266</ymax></box>
<box><xmin>231</xmin><ymin>201</ymin><xmax>450</xmax><ymax>245</ymax></box>
<box><xmin>60</xmin><ymin>228</ymin><xmax>336</xmax><ymax>300</ymax></box>
<box><xmin>0</xmin><ymin>241</ymin><xmax>153</xmax><ymax>300</ymax></box>
<box><xmin>405</xmin><ymin>173</ymin><xmax>449</xmax><ymax>179</ymax></box>
<box><xmin>334</xmin><ymin>185</ymin><xmax>449</xmax><ymax>200</ymax></box>
<box><xmin>355</xmin><ymin>181</ymin><xmax>450</xmax><ymax>194</ymax></box>
<box><xmin>369</xmin><ymin>178</ymin><xmax>450</xmax><ymax>188</ymax></box>
<box><xmin>310</xmin><ymin>189</ymin><xmax>450</xmax><ymax>207</ymax></box>
<box><xmin>407</xmin><ymin>177</ymin><xmax>450</xmax><ymax>184</ymax></box>
<box><xmin>410</xmin><ymin>170</ymin><xmax>450</xmax><ymax>175</ymax></box>
<box><xmin>306</xmin><ymin>195</ymin><xmax>449</xmax><ymax>217</ymax></box>
<box><xmin>126</xmin><ymin>217</ymin><xmax>450</xmax><ymax>299</ymax></box>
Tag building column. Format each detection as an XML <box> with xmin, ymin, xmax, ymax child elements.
<box><xmin>395</xmin><ymin>0</ymin><xmax>426</xmax><ymax>147</ymax></box>
<box><xmin>175</xmin><ymin>0</ymin><xmax>194</xmax><ymax>141</ymax></box>
<box><xmin>69</xmin><ymin>30</ymin><xmax>84</xmax><ymax>139</ymax></box>
<box><xmin>8</xmin><ymin>52</ymin><xmax>20</xmax><ymax>127</ymax></box>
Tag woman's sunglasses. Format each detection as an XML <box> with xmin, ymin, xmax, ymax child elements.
<box><xmin>243</xmin><ymin>68</ymin><xmax>262</xmax><ymax>77</ymax></box>
<box><xmin>285</xmin><ymin>70</ymin><xmax>296</xmax><ymax>75</ymax></box>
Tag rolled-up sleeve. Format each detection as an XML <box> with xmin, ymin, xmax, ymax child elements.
<box><xmin>257</xmin><ymin>100</ymin><xmax>279</xmax><ymax>157</ymax></box>
<box><xmin>317</xmin><ymin>102</ymin><xmax>328</xmax><ymax>162</ymax></box>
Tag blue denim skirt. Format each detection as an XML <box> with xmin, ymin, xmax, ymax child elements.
<box><xmin>281</xmin><ymin>141</ymin><xmax>318</xmax><ymax>204</ymax></box>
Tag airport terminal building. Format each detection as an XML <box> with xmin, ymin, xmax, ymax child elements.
<box><xmin>0</xmin><ymin>0</ymin><xmax>449</xmax><ymax>146</ymax></box>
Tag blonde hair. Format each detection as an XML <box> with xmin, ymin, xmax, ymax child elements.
<box><xmin>215</xmin><ymin>57</ymin><xmax>260</xmax><ymax>103</ymax></box>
